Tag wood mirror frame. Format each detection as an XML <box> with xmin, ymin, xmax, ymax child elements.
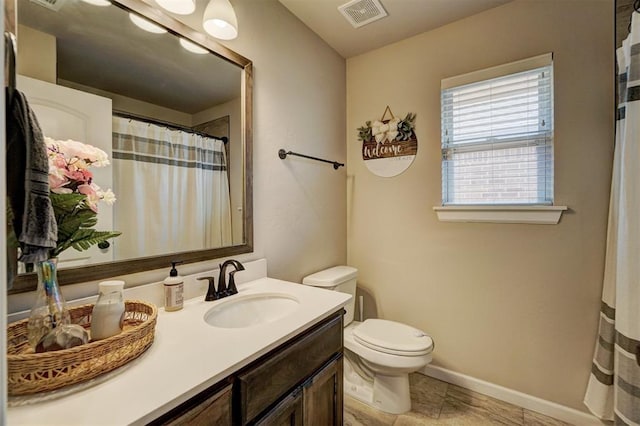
<box><xmin>8</xmin><ymin>0</ymin><xmax>253</xmax><ymax>294</ymax></box>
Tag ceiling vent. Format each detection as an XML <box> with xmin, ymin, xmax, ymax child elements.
<box><xmin>30</xmin><ymin>0</ymin><xmax>66</xmax><ymax>12</ymax></box>
<box><xmin>338</xmin><ymin>0</ymin><xmax>388</xmax><ymax>29</ymax></box>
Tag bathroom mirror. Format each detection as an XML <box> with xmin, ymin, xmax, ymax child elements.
<box><xmin>8</xmin><ymin>0</ymin><xmax>253</xmax><ymax>293</ymax></box>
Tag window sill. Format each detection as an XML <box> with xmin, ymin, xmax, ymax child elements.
<box><xmin>433</xmin><ymin>205</ymin><xmax>568</xmax><ymax>225</ymax></box>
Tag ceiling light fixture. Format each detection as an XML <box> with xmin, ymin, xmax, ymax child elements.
<box><xmin>155</xmin><ymin>0</ymin><xmax>196</xmax><ymax>15</ymax></box>
<box><xmin>179</xmin><ymin>38</ymin><xmax>208</xmax><ymax>55</ymax></box>
<box><xmin>81</xmin><ymin>0</ymin><xmax>111</xmax><ymax>6</ymax></box>
<box><xmin>202</xmin><ymin>0</ymin><xmax>238</xmax><ymax>40</ymax></box>
<box><xmin>129</xmin><ymin>13</ymin><xmax>167</xmax><ymax>34</ymax></box>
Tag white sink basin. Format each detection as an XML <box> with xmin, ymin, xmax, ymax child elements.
<box><xmin>204</xmin><ymin>292</ymin><xmax>300</xmax><ymax>328</ymax></box>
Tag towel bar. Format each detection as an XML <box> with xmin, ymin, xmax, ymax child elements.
<box><xmin>278</xmin><ymin>149</ymin><xmax>344</xmax><ymax>170</ymax></box>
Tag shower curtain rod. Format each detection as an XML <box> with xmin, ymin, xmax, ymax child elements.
<box><xmin>278</xmin><ymin>149</ymin><xmax>344</xmax><ymax>170</ymax></box>
<box><xmin>113</xmin><ymin>111</ymin><xmax>228</xmax><ymax>144</ymax></box>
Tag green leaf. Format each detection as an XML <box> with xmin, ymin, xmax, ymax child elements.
<box><xmin>396</xmin><ymin>113</ymin><xmax>417</xmax><ymax>141</ymax></box>
<box><xmin>51</xmin><ymin>230</ymin><xmax>121</xmax><ymax>257</ymax></box>
<box><xmin>69</xmin><ymin>230</ymin><xmax>122</xmax><ymax>252</ymax></box>
<box><xmin>57</xmin><ymin>209</ymin><xmax>97</xmax><ymax>242</ymax></box>
<box><xmin>50</xmin><ymin>193</ymin><xmax>86</xmax><ymax>214</ymax></box>
<box><xmin>357</xmin><ymin>121</ymin><xmax>373</xmax><ymax>142</ymax></box>
<box><xmin>49</xmin><ymin>192</ymin><xmax>122</xmax><ymax>257</ymax></box>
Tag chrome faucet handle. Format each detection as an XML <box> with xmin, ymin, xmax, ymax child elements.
<box><xmin>197</xmin><ymin>276</ymin><xmax>218</xmax><ymax>301</ymax></box>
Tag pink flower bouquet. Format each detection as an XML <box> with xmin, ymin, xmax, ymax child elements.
<box><xmin>44</xmin><ymin>137</ymin><xmax>121</xmax><ymax>257</ymax></box>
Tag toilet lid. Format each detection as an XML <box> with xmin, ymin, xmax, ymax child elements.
<box><xmin>353</xmin><ymin>319</ymin><xmax>433</xmax><ymax>356</ymax></box>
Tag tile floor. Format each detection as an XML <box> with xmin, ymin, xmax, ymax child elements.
<box><xmin>344</xmin><ymin>374</ymin><xmax>571</xmax><ymax>426</ymax></box>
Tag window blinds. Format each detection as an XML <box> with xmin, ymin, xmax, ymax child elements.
<box><xmin>441</xmin><ymin>55</ymin><xmax>554</xmax><ymax>205</ymax></box>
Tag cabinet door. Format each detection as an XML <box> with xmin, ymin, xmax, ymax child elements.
<box><xmin>255</xmin><ymin>390</ymin><xmax>303</xmax><ymax>426</ymax></box>
<box><xmin>303</xmin><ymin>355</ymin><xmax>343</xmax><ymax>426</ymax></box>
<box><xmin>160</xmin><ymin>383</ymin><xmax>232</xmax><ymax>426</ymax></box>
<box><xmin>237</xmin><ymin>313</ymin><xmax>343</xmax><ymax>424</ymax></box>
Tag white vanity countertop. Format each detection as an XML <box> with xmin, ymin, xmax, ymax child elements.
<box><xmin>7</xmin><ymin>277</ymin><xmax>351</xmax><ymax>425</ymax></box>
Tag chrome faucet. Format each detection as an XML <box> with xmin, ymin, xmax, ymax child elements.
<box><xmin>217</xmin><ymin>260</ymin><xmax>245</xmax><ymax>297</ymax></box>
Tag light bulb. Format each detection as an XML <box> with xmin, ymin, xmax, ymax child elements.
<box><xmin>155</xmin><ymin>0</ymin><xmax>196</xmax><ymax>15</ymax></box>
<box><xmin>202</xmin><ymin>0</ymin><xmax>238</xmax><ymax>40</ymax></box>
<box><xmin>129</xmin><ymin>13</ymin><xmax>167</xmax><ymax>34</ymax></box>
<box><xmin>179</xmin><ymin>38</ymin><xmax>208</xmax><ymax>55</ymax></box>
<box><xmin>81</xmin><ymin>0</ymin><xmax>111</xmax><ymax>6</ymax></box>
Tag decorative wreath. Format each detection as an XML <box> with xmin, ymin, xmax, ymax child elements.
<box><xmin>357</xmin><ymin>107</ymin><xmax>416</xmax><ymax>144</ymax></box>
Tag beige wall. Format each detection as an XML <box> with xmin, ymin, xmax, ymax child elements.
<box><xmin>58</xmin><ymin>79</ymin><xmax>194</xmax><ymax>126</ymax></box>
<box><xmin>16</xmin><ymin>24</ymin><xmax>56</xmax><ymax>83</ymax></box>
<box><xmin>347</xmin><ymin>0</ymin><xmax>613</xmax><ymax>412</ymax></box>
<box><xmin>216</xmin><ymin>0</ymin><xmax>348</xmax><ymax>281</ymax></box>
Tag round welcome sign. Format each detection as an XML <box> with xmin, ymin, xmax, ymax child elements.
<box><xmin>358</xmin><ymin>107</ymin><xmax>418</xmax><ymax>177</ymax></box>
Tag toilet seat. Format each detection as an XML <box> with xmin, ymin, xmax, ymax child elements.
<box><xmin>353</xmin><ymin>319</ymin><xmax>433</xmax><ymax>357</ymax></box>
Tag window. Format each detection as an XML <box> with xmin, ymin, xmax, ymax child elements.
<box><xmin>441</xmin><ymin>54</ymin><xmax>554</xmax><ymax>206</ymax></box>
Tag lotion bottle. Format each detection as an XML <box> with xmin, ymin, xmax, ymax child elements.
<box><xmin>164</xmin><ymin>261</ymin><xmax>184</xmax><ymax>311</ymax></box>
<box><xmin>91</xmin><ymin>280</ymin><xmax>125</xmax><ymax>340</ymax></box>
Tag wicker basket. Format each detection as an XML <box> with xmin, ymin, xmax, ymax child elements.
<box><xmin>7</xmin><ymin>300</ymin><xmax>157</xmax><ymax>396</ymax></box>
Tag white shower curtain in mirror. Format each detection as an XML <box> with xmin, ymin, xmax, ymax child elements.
<box><xmin>584</xmin><ymin>12</ymin><xmax>640</xmax><ymax>425</ymax></box>
<box><xmin>111</xmin><ymin>117</ymin><xmax>232</xmax><ymax>260</ymax></box>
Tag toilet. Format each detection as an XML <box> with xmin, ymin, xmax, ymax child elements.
<box><xmin>302</xmin><ymin>266</ymin><xmax>433</xmax><ymax>414</ymax></box>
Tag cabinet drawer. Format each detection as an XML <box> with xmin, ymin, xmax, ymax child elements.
<box><xmin>237</xmin><ymin>312</ymin><xmax>343</xmax><ymax>424</ymax></box>
<box><xmin>154</xmin><ymin>383</ymin><xmax>232</xmax><ymax>426</ymax></box>
<box><xmin>255</xmin><ymin>389</ymin><xmax>303</xmax><ymax>426</ymax></box>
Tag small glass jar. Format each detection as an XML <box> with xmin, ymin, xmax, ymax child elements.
<box><xmin>90</xmin><ymin>280</ymin><xmax>125</xmax><ymax>340</ymax></box>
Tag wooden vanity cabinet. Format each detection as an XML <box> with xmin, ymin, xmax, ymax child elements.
<box><xmin>302</xmin><ymin>356</ymin><xmax>343</xmax><ymax>426</ymax></box>
<box><xmin>254</xmin><ymin>355</ymin><xmax>343</xmax><ymax>426</ymax></box>
<box><xmin>151</xmin><ymin>310</ymin><xmax>344</xmax><ymax>426</ymax></box>
<box><xmin>155</xmin><ymin>382</ymin><xmax>233</xmax><ymax>426</ymax></box>
<box><xmin>254</xmin><ymin>389</ymin><xmax>303</xmax><ymax>425</ymax></box>
<box><xmin>236</xmin><ymin>312</ymin><xmax>343</xmax><ymax>424</ymax></box>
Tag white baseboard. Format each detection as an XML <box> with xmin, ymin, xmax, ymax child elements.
<box><xmin>419</xmin><ymin>365</ymin><xmax>606</xmax><ymax>426</ymax></box>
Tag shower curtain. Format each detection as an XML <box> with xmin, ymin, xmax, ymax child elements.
<box><xmin>111</xmin><ymin>116</ymin><xmax>232</xmax><ymax>260</ymax></box>
<box><xmin>583</xmin><ymin>12</ymin><xmax>640</xmax><ymax>426</ymax></box>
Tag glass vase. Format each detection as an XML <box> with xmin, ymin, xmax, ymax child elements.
<box><xmin>27</xmin><ymin>258</ymin><xmax>71</xmax><ymax>350</ymax></box>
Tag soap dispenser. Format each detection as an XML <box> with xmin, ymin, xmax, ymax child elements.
<box><xmin>164</xmin><ymin>261</ymin><xmax>184</xmax><ymax>312</ymax></box>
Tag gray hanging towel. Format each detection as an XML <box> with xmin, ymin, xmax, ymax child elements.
<box><xmin>6</xmin><ymin>87</ymin><xmax>57</xmax><ymax>265</ymax></box>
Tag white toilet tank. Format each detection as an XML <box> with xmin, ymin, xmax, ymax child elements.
<box><xmin>302</xmin><ymin>266</ymin><xmax>358</xmax><ymax>326</ymax></box>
